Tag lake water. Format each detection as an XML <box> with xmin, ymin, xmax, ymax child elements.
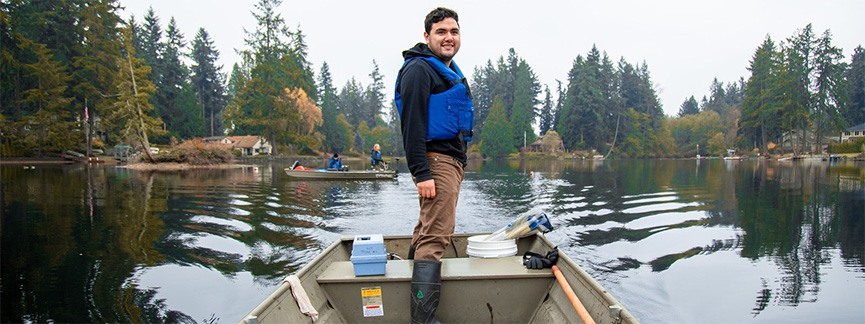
<box><xmin>1</xmin><ymin>159</ymin><xmax>863</xmax><ymax>323</ymax></box>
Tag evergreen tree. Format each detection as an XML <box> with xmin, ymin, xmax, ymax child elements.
<box><xmin>553</xmin><ymin>80</ymin><xmax>565</xmax><ymax>133</ymax></box>
<box><xmin>155</xmin><ymin>17</ymin><xmax>204</xmax><ymax>141</ymax></box>
<box><xmin>811</xmin><ymin>29</ymin><xmax>847</xmax><ymax>150</ymax></box>
<box><xmin>128</xmin><ymin>15</ymin><xmax>141</xmax><ymax>55</ymax></box>
<box><xmin>71</xmin><ymin>0</ymin><xmax>124</xmax><ymax>143</ymax></box>
<box><xmin>678</xmin><ymin>96</ymin><xmax>700</xmax><ymax>117</ymax></box>
<box><xmin>138</xmin><ymin>7</ymin><xmax>163</xmax><ymax>86</ymax></box>
<box><xmin>510</xmin><ymin>60</ymin><xmax>536</xmax><ymax>150</ymax></box>
<box><xmin>741</xmin><ymin>36</ymin><xmax>780</xmax><ymax>153</ymax></box>
<box><xmin>6</xmin><ymin>0</ymin><xmax>80</xmax><ymax>69</ymax></box>
<box><xmin>636</xmin><ymin>62</ymin><xmax>664</xmax><ymax>126</ymax></box>
<box><xmin>319</xmin><ymin>62</ymin><xmax>347</xmax><ymax>153</ymax></box>
<box><xmin>337</xmin><ymin>78</ymin><xmax>365</xmax><ymax>128</ymax></box>
<box><xmin>784</xmin><ymin>24</ymin><xmax>816</xmax><ymax>154</ymax></box>
<box><xmin>226</xmin><ymin>63</ymin><xmax>245</xmax><ymax>100</ymax></box>
<box><xmin>363</xmin><ymin>60</ymin><xmax>386</xmax><ymax>126</ymax></box>
<box><xmin>538</xmin><ymin>85</ymin><xmax>555</xmax><ymax>135</ymax></box>
<box><xmin>1</xmin><ymin>2</ymin><xmax>28</xmax><ymax>122</ymax></box>
<box><xmin>702</xmin><ymin>77</ymin><xmax>729</xmax><ymax>117</ymax></box>
<box><xmin>190</xmin><ymin>28</ymin><xmax>226</xmax><ymax>137</ymax></box>
<box><xmin>724</xmin><ymin>77</ymin><xmax>746</xmax><ymax>108</ymax></box>
<box><xmin>470</xmin><ymin>60</ymin><xmax>496</xmax><ymax>140</ymax></box>
<box><xmin>172</xmin><ymin>83</ymin><xmax>205</xmax><ymax>139</ymax></box>
<box><xmin>498</xmin><ymin>52</ymin><xmax>516</xmax><ymax>117</ymax></box>
<box><xmin>560</xmin><ymin>46</ymin><xmax>606</xmax><ymax>152</ymax></box>
<box><xmin>618</xmin><ymin>59</ymin><xmax>662</xmax><ymax>156</ymax></box>
<box><xmin>845</xmin><ymin>46</ymin><xmax>865</xmax><ymax>125</ymax></box>
<box><xmin>469</xmin><ymin>49</ymin><xmax>540</xmax><ymax>144</ymax></box>
<box><xmin>480</xmin><ymin>96</ymin><xmax>514</xmax><ymax>157</ymax></box>
<box><xmin>289</xmin><ymin>24</ymin><xmax>316</xmax><ymax>93</ymax></box>
<box><xmin>15</xmin><ymin>36</ymin><xmax>77</xmax><ymax>155</ymax></box>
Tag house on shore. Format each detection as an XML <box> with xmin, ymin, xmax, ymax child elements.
<box><xmin>206</xmin><ymin>135</ymin><xmax>272</xmax><ymax>156</ymax></box>
<box><xmin>841</xmin><ymin>123</ymin><xmax>865</xmax><ymax>143</ymax></box>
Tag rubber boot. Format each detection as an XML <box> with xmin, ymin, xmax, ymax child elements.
<box><xmin>408</xmin><ymin>246</ymin><xmax>416</xmax><ymax>260</ymax></box>
<box><xmin>410</xmin><ymin>260</ymin><xmax>442</xmax><ymax>324</ymax></box>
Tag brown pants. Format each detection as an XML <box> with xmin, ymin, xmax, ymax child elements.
<box><xmin>412</xmin><ymin>154</ymin><xmax>465</xmax><ymax>261</ymax></box>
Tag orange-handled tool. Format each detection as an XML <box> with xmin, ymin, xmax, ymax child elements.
<box><xmin>551</xmin><ymin>265</ymin><xmax>596</xmax><ymax>324</ymax></box>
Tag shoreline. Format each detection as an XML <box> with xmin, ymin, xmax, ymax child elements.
<box><xmin>2</xmin><ymin>153</ymin><xmax>861</xmax><ymax>166</ymax></box>
<box><xmin>119</xmin><ymin>162</ymin><xmax>253</xmax><ymax>170</ymax></box>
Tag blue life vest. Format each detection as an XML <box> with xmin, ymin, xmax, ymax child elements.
<box><xmin>395</xmin><ymin>56</ymin><xmax>474</xmax><ymax>141</ymax></box>
<box><xmin>328</xmin><ymin>157</ymin><xmax>342</xmax><ymax>169</ymax></box>
<box><xmin>370</xmin><ymin>150</ymin><xmax>382</xmax><ymax>164</ymax></box>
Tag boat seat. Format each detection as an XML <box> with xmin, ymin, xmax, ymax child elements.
<box><xmin>316</xmin><ymin>256</ymin><xmax>553</xmax><ymax>283</ymax></box>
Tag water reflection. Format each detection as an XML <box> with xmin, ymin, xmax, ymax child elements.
<box><xmin>1</xmin><ymin>159</ymin><xmax>863</xmax><ymax>323</ymax></box>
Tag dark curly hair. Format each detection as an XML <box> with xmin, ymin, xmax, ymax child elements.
<box><xmin>424</xmin><ymin>7</ymin><xmax>459</xmax><ymax>34</ymax></box>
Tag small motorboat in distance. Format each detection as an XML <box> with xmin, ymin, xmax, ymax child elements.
<box><xmin>240</xmin><ymin>233</ymin><xmax>638</xmax><ymax>323</ymax></box>
<box><xmin>284</xmin><ymin>168</ymin><xmax>396</xmax><ymax>180</ymax></box>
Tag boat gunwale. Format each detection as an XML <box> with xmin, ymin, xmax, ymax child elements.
<box><xmin>242</xmin><ymin>233</ymin><xmax>638</xmax><ymax>323</ymax></box>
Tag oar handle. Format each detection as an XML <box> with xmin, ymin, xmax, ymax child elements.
<box><xmin>551</xmin><ymin>265</ymin><xmax>596</xmax><ymax>324</ymax></box>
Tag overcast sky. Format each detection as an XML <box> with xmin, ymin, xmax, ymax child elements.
<box><xmin>119</xmin><ymin>0</ymin><xmax>864</xmax><ymax>118</ymax></box>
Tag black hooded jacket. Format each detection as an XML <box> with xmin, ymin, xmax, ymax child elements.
<box><xmin>396</xmin><ymin>43</ymin><xmax>468</xmax><ymax>183</ymax></box>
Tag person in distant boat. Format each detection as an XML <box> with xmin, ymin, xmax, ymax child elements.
<box><xmin>328</xmin><ymin>153</ymin><xmax>347</xmax><ymax>171</ymax></box>
<box><xmin>394</xmin><ymin>7</ymin><xmax>472</xmax><ymax>324</ymax></box>
<box><xmin>370</xmin><ymin>144</ymin><xmax>385</xmax><ymax>170</ymax></box>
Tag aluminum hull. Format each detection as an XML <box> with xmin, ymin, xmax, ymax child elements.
<box><xmin>241</xmin><ymin>233</ymin><xmax>638</xmax><ymax>323</ymax></box>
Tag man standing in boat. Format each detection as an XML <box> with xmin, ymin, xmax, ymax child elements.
<box><xmin>394</xmin><ymin>7</ymin><xmax>473</xmax><ymax>324</ymax></box>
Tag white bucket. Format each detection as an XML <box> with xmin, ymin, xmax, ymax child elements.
<box><xmin>466</xmin><ymin>235</ymin><xmax>518</xmax><ymax>258</ymax></box>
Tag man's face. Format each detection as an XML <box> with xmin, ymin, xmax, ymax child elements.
<box><xmin>424</xmin><ymin>17</ymin><xmax>460</xmax><ymax>64</ymax></box>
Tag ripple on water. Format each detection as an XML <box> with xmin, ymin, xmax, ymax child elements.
<box><xmin>264</xmin><ymin>201</ymin><xmax>283</xmax><ymax>208</ymax></box>
<box><xmin>623</xmin><ymin>195</ymin><xmax>679</xmax><ymax>206</ymax></box>
<box><xmin>189</xmin><ymin>215</ymin><xmax>253</xmax><ymax>232</ymax></box>
<box><xmin>621</xmin><ymin>201</ymin><xmax>700</xmax><ymax>215</ymax></box>
<box><xmin>193</xmin><ymin>232</ymin><xmax>250</xmax><ymax>259</ymax></box>
<box><xmin>228</xmin><ymin>199</ymin><xmax>253</xmax><ymax>206</ymax></box>
<box><xmin>225</xmin><ymin>206</ymin><xmax>251</xmax><ymax>216</ymax></box>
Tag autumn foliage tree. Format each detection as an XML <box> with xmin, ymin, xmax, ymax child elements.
<box><xmin>273</xmin><ymin>87</ymin><xmax>322</xmax><ymax>153</ymax></box>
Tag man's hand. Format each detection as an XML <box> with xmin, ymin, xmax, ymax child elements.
<box><xmin>417</xmin><ymin>179</ymin><xmax>436</xmax><ymax>198</ymax></box>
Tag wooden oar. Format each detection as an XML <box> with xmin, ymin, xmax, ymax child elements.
<box><xmin>551</xmin><ymin>265</ymin><xmax>596</xmax><ymax>324</ymax></box>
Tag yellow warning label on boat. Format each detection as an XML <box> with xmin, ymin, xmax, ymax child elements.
<box><xmin>361</xmin><ymin>288</ymin><xmax>381</xmax><ymax>297</ymax></box>
<box><xmin>361</xmin><ymin>286</ymin><xmax>383</xmax><ymax>317</ymax></box>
